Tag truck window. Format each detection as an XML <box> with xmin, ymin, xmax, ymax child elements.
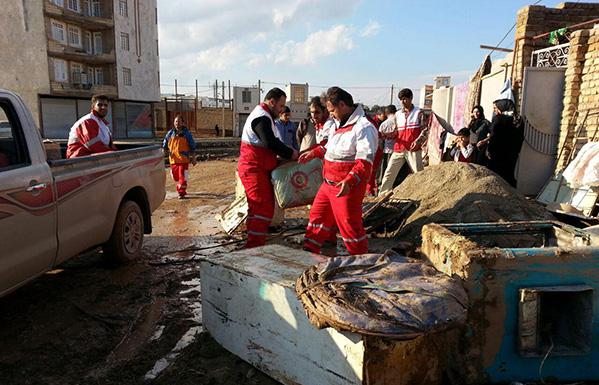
<box><xmin>0</xmin><ymin>100</ymin><xmax>30</xmax><ymax>171</ymax></box>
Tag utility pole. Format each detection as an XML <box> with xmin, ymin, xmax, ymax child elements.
<box><xmin>258</xmin><ymin>79</ymin><xmax>261</xmax><ymax>100</ymax></box>
<box><xmin>228</xmin><ymin>80</ymin><xmax>233</xmax><ymax>135</ymax></box>
<box><xmin>215</xmin><ymin>79</ymin><xmax>218</xmax><ymax>109</ymax></box>
<box><xmin>222</xmin><ymin>81</ymin><xmax>225</xmax><ymax>137</ymax></box>
<box><xmin>390</xmin><ymin>84</ymin><xmax>394</xmax><ymax>105</ymax></box>
<box><xmin>174</xmin><ymin>79</ymin><xmax>179</xmax><ymax>113</ymax></box>
<box><xmin>194</xmin><ymin>79</ymin><xmax>198</xmax><ymax>131</ymax></box>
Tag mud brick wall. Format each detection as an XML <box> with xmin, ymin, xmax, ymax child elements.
<box><xmin>154</xmin><ymin>104</ymin><xmax>234</xmax><ymax>137</ymax></box>
<box><xmin>195</xmin><ymin>107</ymin><xmax>234</xmax><ymax>132</ymax></box>
<box><xmin>556</xmin><ymin>28</ymin><xmax>599</xmax><ymax>171</ymax></box>
<box><xmin>513</xmin><ymin>2</ymin><xmax>599</xmax><ymax>103</ymax></box>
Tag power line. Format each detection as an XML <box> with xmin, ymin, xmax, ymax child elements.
<box><xmin>488</xmin><ymin>0</ymin><xmax>543</xmax><ymax>56</ymax></box>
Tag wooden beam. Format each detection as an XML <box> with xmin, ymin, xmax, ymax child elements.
<box><xmin>480</xmin><ymin>44</ymin><xmax>513</xmax><ymax>53</ymax></box>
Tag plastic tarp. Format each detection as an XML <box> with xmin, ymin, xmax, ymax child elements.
<box><xmin>563</xmin><ymin>142</ymin><xmax>599</xmax><ymax>188</ymax></box>
<box><xmin>271</xmin><ymin>159</ymin><xmax>323</xmax><ymax>209</ymax></box>
<box><xmin>296</xmin><ymin>251</ymin><xmax>468</xmax><ymax>339</ymax></box>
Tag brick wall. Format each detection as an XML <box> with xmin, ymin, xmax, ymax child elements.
<box><xmin>154</xmin><ymin>104</ymin><xmax>234</xmax><ymax>138</ymax></box>
<box><xmin>556</xmin><ymin>28</ymin><xmax>599</xmax><ymax>171</ymax></box>
<box><xmin>513</xmin><ymin>2</ymin><xmax>599</xmax><ymax>102</ymax></box>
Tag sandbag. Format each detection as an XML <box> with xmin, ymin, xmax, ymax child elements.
<box><xmin>296</xmin><ymin>251</ymin><xmax>468</xmax><ymax>339</ymax></box>
<box><xmin>271</xmin><ymin>159</ymin><xmax>323</xmax><ymax>209</ymax></box>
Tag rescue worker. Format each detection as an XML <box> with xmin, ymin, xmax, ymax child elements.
<box><xmin>299</xmin><ymin>87</ymin><xmax>378</xmax><ymax>255</ymax></box>
<box><xmin>66</xmin><ymin>94</ymin><xmax>115</xmax><ymax>158</ymax></box>
<box><xmin>379</xmin><ymin>88</ymin><xmax>428</xmax><ymax>194</ymax></box>
<box><xmin>238</xmin><ymin>88</ymin><xmax>299</xmax><ymax>248</ymax></box>
<box><xmin>366</xmin><ymin>107</ymin><xmax>386</xmax><ymax>196</ymax></box>
<box><xmin>312</xmin><ymin>95</ymin><xmax>337</xmax><ymax>146</ymax></box>
<box><xmin>162</xmin><ymin>115</ymin><xmax>197</xmax><ymax>199</ymax></box>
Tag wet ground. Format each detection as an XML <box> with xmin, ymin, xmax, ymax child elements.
<box><xmin>0</xmin><ymin>158</ymin><xmax>282</xmax><ymax>385</ymax></box>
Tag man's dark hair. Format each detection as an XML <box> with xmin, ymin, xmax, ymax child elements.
<box><xmin>398</xmin><ymin>88</ymin><xmax>413</xmax><ymax>100</ymax></box>
<box><xmin>174</xmin><ymin>114</ymin><xmax>185</xmax><ymax>122</ymax></box>
<box><xmin>91</xmin><ymin>94</ymin><xmax>109</xmax><ymax>105</ymax></box>
<box><xmin>309</xmin><ymin>96</ymin><xmax>326</xmax><ymax>111</ymax></box>
<box><xmin>281</xmin><ymin>106</ymin><xmax>291</xmax><ymax>114</ymax></box>
<box><xmin>457</xmin><ymin>127</ymin><xmax>470</xmax><ymax>137</ymax></box>
<box><xmin>373</xmin><ymin>106</ymin><xmax>384</xmax><ymax>115</ymax></box>
<box><xmin>326</xmin><ymin>86</ymin><xmax>354</xmax><ymax>107</ymax></box>
<box><xmin>264</xmin><ymin>87</ymin><xmax>286</xmax><ymax>102</ymax></box>
<box><xmin>385</xmin><ymin>104</ymin><xmax>397</xmax><ymax>114</ymax></box>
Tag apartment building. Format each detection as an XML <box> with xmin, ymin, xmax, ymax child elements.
<box><xmin>285</xmin><ymin>83</ymin><xmax>309</xmax><ymax>124</ymax></box>
<box><xmin>0</xmin><ymin>0</ymin><xmax>160</xmax><ymax>139</ymax></box>
<box><xmin>233</xmin><ymin>86</ymin><xmax>259</xmax><ymax>136</ymax></box>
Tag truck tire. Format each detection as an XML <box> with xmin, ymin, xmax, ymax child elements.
<box><xmin>103</xmin><ymin>200</ymin><xmax>144</xmax><ymax>264</ymax></box>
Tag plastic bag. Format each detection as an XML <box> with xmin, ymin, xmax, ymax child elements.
<box><xmin>271</xmin><ymin>159</ymin><xmax>323</xmax><ymax>208</ymax></box>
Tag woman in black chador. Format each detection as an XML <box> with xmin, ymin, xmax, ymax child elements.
<box><xmin>486</xmin><ymin>99</ymin><xmax>524</xmax><ymax>188</ymax></box>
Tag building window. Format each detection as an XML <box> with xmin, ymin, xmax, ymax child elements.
<box><xmin>122</xmin><ymin>67</ymin><xmax>132</xmax><ymax>86</ymax></box>
<box><xmin>53</xmin><ymin>59</ymin><xmax>68</xmax><ymax>82</ymax></box>
<box><xmin>242</xmin><ymin>90</ymin><xmax>251</xmax><ymax>103</ymax></box>
<box><xmin>67</xmin><ymin>25</ymin><xmax>82</xmax><ymax>48</ymax></box>
<box><xmin>67</xmin><ymin>0</ymin><xmax>80</xmax><ymax>13</ymax></box>
<box><xmin>71</xmin><ymin>62</ymin><xmax>83</xmax><ymax>84</ymax></box>
<box><xmin>51</xmin><ymin>20</ymin><xmax>66</xmax><ymax>43</ymax></box>
<box><xmin>119</xmin><ymin>0</ymin><xmax>128</xmax><ymax>17</ymax></box>
<box><xmin>85</xmin><ymin>0</ymin><xmax>101</xmax><ymax>17</ymax></box>
<box><xmin>155</xmin><ymin>8</ymin><xmax>158</xmax><ymax>24</ymax></box>
<box><xmin>120</xmin><ymin>32</ymin><xmax>130</xmax><ymax>51</ymax></box>
<box><xmin>84</xmin><ymin>31</ymin><xmax>92</xmax><ymax>54</ymax></box>
<box><xmin>156</xmin><ymin>39</ymin><xmax>159</xmax><ymax>56</ymax></box>
<box><xmin>51</xmin><ymin>0</ymin><xmax>64</xmax><ymax>7</ymax></box>
<box><xmin>93</xmin><ymin>32</ymin><xmax>102</xmax><ymax>54</ymax></box>
<box><xmin>92</xmin><ymin>67</ymin><xmax>104</xmax><ymax>85</ymax></box>
<box><xmin>292</xmin><ymin>87</ymin><xmax>306</xmax><ymax>103</ymax></box>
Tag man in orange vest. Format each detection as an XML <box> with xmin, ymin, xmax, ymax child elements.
<box><xmin>163</xmin><ymin>115</ymin><xmax>196</xmax><ymax>199</ymax></box>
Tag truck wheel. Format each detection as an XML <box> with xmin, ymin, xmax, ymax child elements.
<box><xmin>103</xmin><ymin>200</ymin><xmax>144</xmax><ymax>264</ymax></box>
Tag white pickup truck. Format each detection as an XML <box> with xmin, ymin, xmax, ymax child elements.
<box><xmin>0</xmin><ymin>89</ymin><xmax>166</xmax><ymax>296</ymax></box>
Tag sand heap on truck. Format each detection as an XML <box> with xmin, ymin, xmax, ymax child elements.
<box><xmin>391</xmin><ymin>162</ymin><xmax>552</xmax><ymax>242</ymax></box>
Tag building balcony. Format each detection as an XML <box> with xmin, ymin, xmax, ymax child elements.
<box><xmin>50</xmin><ymin>81</ymin><xmax>117</xmax><ymax>98</ymax></box>
<box><xmin>44</xmin><ymin>2</ymin><xmax>113</xmax><ymax>31</ymax></box>
<box><xmin>48</xmin><ymin>40</ymin><xmax>115</xmax><ymax>65</ymax></box>
<box><xmin>531</xmin><ymin>43</ymin><xmax>570</xmax><ymax>68</ymax></box>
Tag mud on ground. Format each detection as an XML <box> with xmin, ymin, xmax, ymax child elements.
<box><xmin>0</xmin><ymin>158</ymin><xmax>280</xmax><ymax>385</ymax></box>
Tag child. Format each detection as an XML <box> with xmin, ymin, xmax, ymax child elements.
<box><xmin>450</xmin><ymin>128</ymin><xmax>476</xmax><ymax>163</ymax></box>
<box><xmin>162</xmin><ymin>115</ymin><xmax>196</xmax><ymax>198</ymax></box>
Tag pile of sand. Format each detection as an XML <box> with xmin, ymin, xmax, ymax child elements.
<box><xmin>391</xmin><ymin>162</ymin><xmax>552</xmax><ymax>242</ymax></box>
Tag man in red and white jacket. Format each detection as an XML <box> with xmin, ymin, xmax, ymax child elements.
<box><xmin>379</xmin><ymin>88</ymin><xmax>428</xmax><ymax>194</ymax></box>
<box><xmin>66</xmin><ymin>94</ymin><xmax>116</xmax><ymax>158</ymax></box>
<box><xmin>299</xmin><ymin>87</ymin><xmax>378</xmax><ymax>255</ymax></box>
<box><xmin>238</xmin><ymin>88</ymin><xmax>299</xmax><ymax>248</ymax></box>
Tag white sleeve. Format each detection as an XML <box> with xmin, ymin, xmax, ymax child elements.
<box><xmin>355</xmin><ymin>121</ymin><xmax>378</xmax><ymax>163</ymax></box>
<box><xmin>461</xmin><ymin>144</ymin><xmax>475</xmax><ymax>159</ymax></box>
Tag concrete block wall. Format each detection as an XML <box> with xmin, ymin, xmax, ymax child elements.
<box><xmin>556</xmin><ymin>28</ymin><xmax>599</xmax><ymax>171</ymax></box>
<box><xmin>513</xmin><ymin>2</ymin><xmax>599</xmax><ymax>103</ymax></box>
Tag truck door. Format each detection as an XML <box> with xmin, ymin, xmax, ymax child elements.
<box><xmin>0</xmin><ymin>97</ymin><xmax>57</xmax><ymax>296</ymax></box>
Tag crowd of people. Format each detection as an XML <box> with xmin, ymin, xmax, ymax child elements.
<box><xmin>64</xmin><ymin>86</ymin><xmax>524</xmax><ymax>256</ymax></box>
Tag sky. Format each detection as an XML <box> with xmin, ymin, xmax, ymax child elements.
<box><xmin>157</xmin><ymin>0</ymin><xmax>563</xmax><ymax>106</ymax></box>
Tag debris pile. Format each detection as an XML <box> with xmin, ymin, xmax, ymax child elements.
<box><xmin>391</xmin><ymin>162</ymin><xmax>552</xmax><ymax>242</ymax></box>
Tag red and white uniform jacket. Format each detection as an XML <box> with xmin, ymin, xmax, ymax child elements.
<box><xmin>315</xmin><ymin>117</ymin><xmax>337</xmax><ymax>145</ymax></box>
<box><xmin>394</xmin><ymin>106</ymin><xmax>423</xmax><ymax>152</ymax></box>
<box><xmin>452</xmin><ymin>144</ymin><xmax>475</xmax><ymax>163</ymax></box>
<box><xmin>66</xmin><ymin>111</ymin><xmax>114</xmax><ymax>158</ymax></box>
<box><xmin>312</xmin><ymin>105</ymin><xmax>378</xmax><ymax>188</ymax></box>
<box><xmin>239</xmin><ymin>103</ymin><xmax>278</xmax><ymax>171</ymax></box>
